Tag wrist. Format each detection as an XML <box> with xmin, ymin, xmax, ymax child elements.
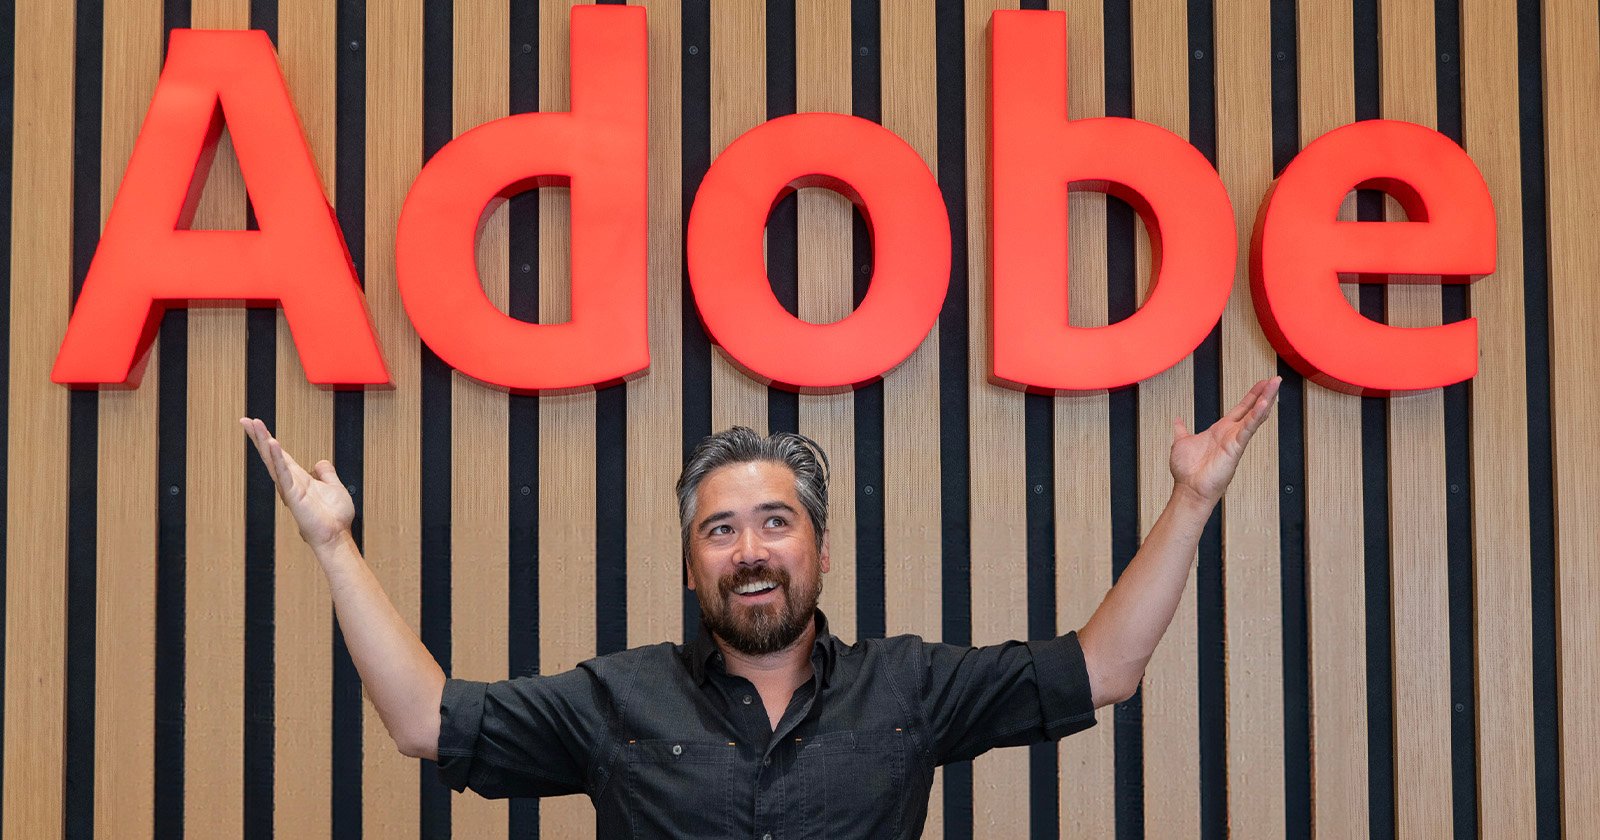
<box><xmin>1170</xmin><ymin>482</ymin><xmax>1219</xmax><ymax>514</ymax></box>
<box><xmin>309</xmin><ymin>528</ymin><xmax>358</xmax><ymax>561</ymax></box>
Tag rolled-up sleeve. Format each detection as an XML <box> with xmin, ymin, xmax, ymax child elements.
<box><xmin>435</xmin><ymin>668</ymin><xmax>608</xmax><ymax>799</ymax></box>
<box><xmin>920</xmin><ymin>631</ymin><xmax>1098</xmax><ymax>765</ymax></box>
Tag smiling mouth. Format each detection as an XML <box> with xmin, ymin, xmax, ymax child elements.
<box><xmin>733</xmin><ymin>581</ymin><xmax>780</xmax><ymax>598</ymax></box>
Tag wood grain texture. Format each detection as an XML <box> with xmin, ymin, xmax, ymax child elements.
<box><xmin>362</xmin><ymin>0</ymin><xmax>425</xmax><ymax>834</ymax></box>
<box><xmin>1129</xmin><ymin>0</ymin><xmax>1199</xmax><ymax>834</ymax></box>
<box><xmin>708</xmin><ymin>0</ymin><xmax>768</xmax><ymax>434</ymax></box>
<box><xmin>184</xmin><ymin>2</ymin><xmax>251</xmax><ymax>837</ymax></box>
<box><xmin>272</xmin><ymin>1</ymin><xmax>337</xmax><ymax>835</ymax></box>
<box><xmin>1377</xmin><ymin>2</ymin><xmax>1454</xmax><ymax>835</ymax></box>
<box><xmin>450</xmin><ymin>1</ymin><xmax>510</xmax><ymax>837</ymax></box>
<box><xmin>964</xmin><ymin>2</ymin><xmax>1031</xmax><ymax>837</ymax></box>
<box><xmin>1460</xmin><ymin>0</ymin><xmax>1537</xmax><ymax>834</ymax></box>
<box><xmin>627</xmin><ymin>0</ymin><xmax>686</xmax><ymax>649</ymax></box>
<box><xmin>1295</xmin><ymin>0</ymin><xmax>1371</xmax><ymax>833</ymax></box>
<box><xmin>93</xmin><ymin>1</ymin><xmax>162</xmax><ymax>836</ymax></box>
<box><xmin>3</xmin><ymin>0</ymin><xmax>73</xmax><ymax>837</ymax></box>
<box><xmin>879</xmin><ymin>1</ymin><xmax>945</xmax><ymax>834</ymax></box>
<box><xmin>795</xmin><ymin>0</ymin><xmax>857</xmax><ymax>641</ymax></box>
<box><xmin>1051</xmin><ymin>1</ymin><xmax>1115</xmax><ymax>835</ymax></box>
<box><xmin>538</xmin><ymin>3</ymin><xmax>599</xmax><ymax>835</ymax></box>
<box><xmin>1213</xmin><ymin>0</ymin><xmax>1287</xmax><ymax>835</ymax></box>
<box><xmin>1540</xmin><ymin>0</ymin><xmax>1600</xmax><ymax>833</ymax></box>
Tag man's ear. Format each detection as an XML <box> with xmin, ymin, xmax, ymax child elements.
<box><xmin>819</xmin><ymin>529</ymin><xmax>831</xmax><ymax>574</ymax></box>
<box><xmin>684</xmin><ymin>556</ymin><xmax>697</xmax><ymax>591</ymax></box>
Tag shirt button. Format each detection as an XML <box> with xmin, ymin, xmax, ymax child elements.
<box><xmin>763</xmin><ymin>756</ymin><xmax>771</xmax><ymax>766</ymax></box>
<box><xmin>762</xmin><ymin>834</ymin><xmax>772</xmax><ymax>840</ymax></box>
<box><xmin>742</xmin><ymin>694</ymin><xmax>753</xmax><ymax>705</ymax></box>
<box><xmin>671</xmin><ymin>744</ymin><xmax>682</xmax><ymax>756</ymax></box>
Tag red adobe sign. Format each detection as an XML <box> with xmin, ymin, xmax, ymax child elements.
<box><xmin>50</xmin><ymin>6</ymin><xmax>1495</xmax><ymax>397</ymax></box>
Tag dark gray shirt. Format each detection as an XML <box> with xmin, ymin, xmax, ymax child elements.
<box><xmin>436</xmin><ymin>610</ymin><xmax>1097</xmax><ymax>839</ymax></box>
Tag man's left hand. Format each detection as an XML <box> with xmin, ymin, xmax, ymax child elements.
<box><xmin>1168</xmin><ymin>376</ymin><xmax>1282</xmax><ymax>506</ymax></box>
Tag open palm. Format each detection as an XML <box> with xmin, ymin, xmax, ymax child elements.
<box><xmin>1169</xmin><ymin>377</ymin><xmax>1282</xmax><ymax>504</ymax></box>
<box><xmin>240</xmin><ymin>418</ymin><xmax>354</xmax><ymax>550</ymax></box>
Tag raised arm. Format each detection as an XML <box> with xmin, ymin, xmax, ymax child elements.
<box><xmin>241</xmin><ymin>418</ymin><xmax>447</xmax><ymax>759</ymax></box>
<box><xmin>1075</xmin><ymin>376</ymin><xmax>1281</xmax><ymax>708</ymax></box>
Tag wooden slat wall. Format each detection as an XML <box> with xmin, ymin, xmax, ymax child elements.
<box><xmin>1053</xmin><ymin>0</ymin><xmax>1115</xmax><ymax>834</ymax></box>
<box><xmin>361</xmin><ymin>0</ymin><xmax>424</xmax><ymax>834</ymax></box>
<box><xmin>797</xmin><ymin>0</ymin><xmax>858</xmax><ymax>648</ymax></box>
<box><xmin>1542</xmin><ymin>0</ymin><xmax>1600</xmax><ymax>833</ymax></box>
<box><xmin>1461</xmin><ymin>0</ymin><xmax>1537</xmax><ymax>834</ymax></box>
<box><xmin>536</xmin><ymin>3</ymin><xmax>598</xmax><ymax>837</ymax></box>
<box><xmin>1129</xmin><ymin>0</ymin><xmax>1200</xmax><ymax>834</ymax></box>
<box><xmin>5</xmin><ymin>0</ymin><xmax>1589</xmax><ymax>836</ymax></box>
<box><xmin>1379</xmin><ymin>0</ymin><xmax>1455</xmax><ymax>834</ymax></box>
<box><xmin>880</xmin><ymin>1</ymin><xmax>945</xmax><ymax>835</ymax></box>
<box><xmin>93</xmin><ymin>0</ymin><xmax>161</xmax><ymax>837</ymax></box>
<box><xmin>449</xmin><ymin>1</ymin><xmax>510</xmax><ymax>838</ymax></box>
<box><xmin>3</xmin><ymin>0</ymin><xmax>72</xmax><ymax>836</ymax></box>
<box><xmin>184</xmin><ymin>1</ymin><xmax>250</xmax><ymax>838</ymax></box>
<box><xmin>626</xmin><ymin>0</ymin><xmax>685</xmax><ymax>649</ymax></box>
<box><xmin>1215</xmin><ymin>0</ymin><xmax>1285</xmax><ymax>834</ymax></box>
<box><xmin>962</xmin><ymin>2</ymin><xmax>1032</xmax><ymax>837</ymax></box>
<box><xmin>708</xmin><ymin>1</ymin><xmax>767</xmax><ymax>434</ymax></box>
<box><xmin>1296</xmin><ymin>0</ymin><xmax>1371</xmax><ymax>836</ymax></box>
<box><xmin>272</xmin><ymin>1</ymin><xmax>337</xmax><ymax>838</ymax></box>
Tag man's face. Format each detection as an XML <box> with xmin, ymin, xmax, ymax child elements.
<box><xmin>685</xmin><ymin>460</ymin><xmax>829</xmax><ymax>656</ymax></box>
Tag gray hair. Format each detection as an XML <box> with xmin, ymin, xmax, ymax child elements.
<box><xmin>676</xmin><ymin>427</ymin><xmax>830</xmax><ymax>560</ymax></box>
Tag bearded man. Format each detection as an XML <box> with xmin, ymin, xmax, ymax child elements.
<box><xmin>240</xmin><ymin>376</ymin><xmax>1279</xmax><ymax>838</ymax></box>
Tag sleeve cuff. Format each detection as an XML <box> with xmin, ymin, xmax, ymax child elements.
<box><xmin>435</xmin><ymin>677</ymin><xmax>487</xmax><ymax>792</ymax></box>
<box><xmin>1027</xmin><ymin>631</ymin><xmax>1098</xmax><ymax>740</ymax></box>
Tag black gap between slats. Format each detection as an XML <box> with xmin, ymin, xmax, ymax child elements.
<box><xmin>851</xmin><ymin>0</ymin><xmax>886</xmax><ymax>644</ymax></box>
<box><xmin>331</xmin><ymin>0</ymin><xmax>366</xmax><ymax>833</ymax></box>
<box><xmin>935</xmin><ymin>0</ymin><xmax>974</xmax><ymax>836</ymax></box>
<box><xmin>1267</xmin><ymin>0</ymin><xmax>1311</xmax><ymax>834</ymax></box>
<box><xmin>65</xmin><ymin>0</ymin><xmax>104</xmax><ymax>835</ymax></box>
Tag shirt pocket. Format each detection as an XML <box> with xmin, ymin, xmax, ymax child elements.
<box><xmin>795</xmin><ymin>729</ymin><xmax>913</xmax><ymax>839</ymax></box>
<box><xmin>622</xmin><ymin>739</ymin><xmax>737</xmax><ymax>839</ymax></box>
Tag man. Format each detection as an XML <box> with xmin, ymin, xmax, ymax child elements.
<box><xmin>241</xmin><ymin>375</ymin><xmax>1280</xmax><ymax>838</ymax></box>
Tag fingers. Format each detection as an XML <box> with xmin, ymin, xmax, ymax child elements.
<box><xmin>312</xmin><ymin>459</ymin><xmax>340</xmax><ymax>486</ymax></box>
<box><xmin>1173</xmin><ymin>417</ymin><xmax>1189</xmax><ymax>439</ymax></box>
<box><xmin>1224</xmin><ymin>379</ymin><xmax>1267</xmax><ymax>422</ymax></box>
<box><xmin>240</xmin><ymin>418</ymin><xmax>279</xmax><ymax>484</ymax></box>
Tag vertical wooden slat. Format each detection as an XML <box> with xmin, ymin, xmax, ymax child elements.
<box><xmin>538</xmin><ymin>3</ymin><xmax>598</xmax><ymax>835</ymax></box>
<box><xmin>272</xmin><ymin>1</ymin><xmax>337</xmax><ymax>835</ymax></box>
<box><xmin>93</xmin><ymin>0</ymin><xmax>161</xmax><ymax>836</ymax></box>
<box><xmin>1541</xmin><ymin>0</ymin><xmax>1600</xmax><ymax>833</ymax></box>
<box><xmin>964</xmin><ymin>2</ymin><xmax>1030</xmax><ymax>837</ymax></box>
<box><xmin>627</xmin><ymin>0</ymin><xmax>685</xmax><ymax>649</ymax></box>
<box><xmin>708</xmin><ymin>0</ymin><xmax>767</xmax><ymax>434</ymax></box>
<box><xmin>879</xmin><ymin>1</ymin><xmax>945</xmax><ymax>835</ymax></box>
<box><xmin>1051</xmin><ymin>1</ymin><xmax>1115</xmax><ymax>836</ymax></box>
<box><xmin>450</xmin><ymin>1</ymin><xmax>509</xmax><ymax>837</ymax></box>
<box><xmin>1215</xmin><ymin>0</ymin><xmax>1287</xmax><ymax>835</ymax></box>
<box><xmin>362</xmin><ymin>0</ymin><xmax>424</xmax><ymax>833</ymax></box>
<box><xmin>1461</xmin><ymin>0</ymin><xmax>1537</xmax><ymax>833</ymax></box>
<box><xmin>1295</xmin><ymin>0</ymin><xmax>1370</xmax><ymax>833</ymax></box>
<box><xmin>3</xmin><ymin>0</ymin><xmax>73</xmax><ymax>836</ymax></box>
<box><xmin>795</xmin><ymin>0</ymin><xmax>856</xmax><ymax>640</ymax></box>
<box><xmin>1129</xmin><ymin>0</ymin><xmax>1199</xmax><ymax>833</ymax></box>
<box><xmin>185</xmin><ymin>1</ymin><xmax>251</xmax><ymax>836</ymax></box>
<box><xmin>1377</xmin><ymin>1</ymin><xmax>1453</xmax><ymax>835</ymax></box>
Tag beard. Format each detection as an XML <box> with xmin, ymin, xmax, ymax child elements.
<box><xmin>697</xmin><ymin>562</ymin><xmax>822</xmax><ymax>656</ymax></box>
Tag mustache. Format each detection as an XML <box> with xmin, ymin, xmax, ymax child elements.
<box><xmin>716</xmin><ymin>565</ymin><xmax>791</xmax><ymax>597</ymax></box>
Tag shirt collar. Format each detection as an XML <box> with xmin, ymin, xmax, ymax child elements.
<box><xmin>685</xmin><ymin>609</ymin><xmax>836</xmax><ymax>689</ymax></box>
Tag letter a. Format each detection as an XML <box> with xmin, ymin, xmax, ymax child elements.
<box><xmin>52</xmin><ymin>29</ymin><xmax>389</xmax><ymax>388</ymax></box>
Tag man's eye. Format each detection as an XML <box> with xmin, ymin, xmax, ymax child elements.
<box><xmin>708</xmin><ymin>524</ymin><xmax>732</xmax><ymax>536</ymax></box>
<box><xmin>765</xmin><ymin>516</ymin><xmax>787</xmax><ymax>528</ymax></box>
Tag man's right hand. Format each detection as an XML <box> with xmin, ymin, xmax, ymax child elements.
<box><xmin>241</xmin><ymin>418</ymin><xmax>355</xmax><ymax>552</ymax></box>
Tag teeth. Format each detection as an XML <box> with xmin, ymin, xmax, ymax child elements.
<box><xmin>735</xmin><ymin>581</ymin><xmax>778</xmax><ymax>595</ymax></box>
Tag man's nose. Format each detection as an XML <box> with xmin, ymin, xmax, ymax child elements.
<box><xmin>734</xmin><ymin>527</ymin><xmax>769</xmax><ymax>564</ymax></box>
